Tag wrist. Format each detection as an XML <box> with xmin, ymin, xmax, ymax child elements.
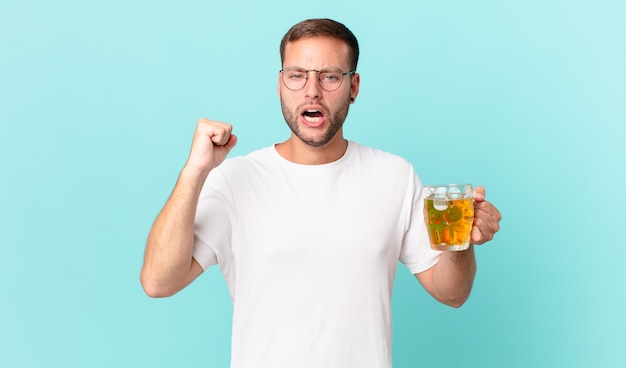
<box><xmin>178</xmin><ymin>165</ymin><xmax>211</xmax><ymax>191</ymax></box>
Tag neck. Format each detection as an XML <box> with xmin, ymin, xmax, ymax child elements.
<box><xmin>275</xmin><ymin>133</ymin><xmax>348</xmax><ymax>165</ymax></box>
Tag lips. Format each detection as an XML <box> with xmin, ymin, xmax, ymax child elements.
<box><xmin>301</xmin><ymin>106</ymin><xmax>326</xmax><ymax>127</ymax></box>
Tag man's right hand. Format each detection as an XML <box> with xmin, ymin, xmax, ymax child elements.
<box><xmin>184</xmin><ymin>118</ymin><xmax>238</xmax><ymax>176</ymax></box>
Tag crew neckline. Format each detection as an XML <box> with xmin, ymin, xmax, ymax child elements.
<box><xmin>268</xmin><ymin>141</ymin><xmax>355</xmax><ymax>171</ymax></box>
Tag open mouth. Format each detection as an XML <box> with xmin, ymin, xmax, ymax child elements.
<box><xmin>302</xmin><ymin>109</ymin><xmax>324</xmax><ymax>124</ymax></box>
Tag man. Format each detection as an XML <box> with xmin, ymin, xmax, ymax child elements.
<box><xmin>141</xmin><ymin>18</ymin><xmax>501</xmax><ymax>367</ymax></box>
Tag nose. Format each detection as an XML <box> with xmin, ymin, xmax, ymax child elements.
<box><xmin>303</xmin><ymin>70</ymin><xmax>322</xmax><ymax>100</ymax></box>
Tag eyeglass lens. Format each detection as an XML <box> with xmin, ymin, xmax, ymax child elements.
<box><xmin>281</xmin><ymin>67</ymin><xmax>349</xmax><ymax>91</ymax></box>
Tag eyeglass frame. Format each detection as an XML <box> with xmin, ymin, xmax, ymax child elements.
<box><xmin>279</xmin><ymin>66</ymin><xmax>357</xmax><ymax>92</ymax></box>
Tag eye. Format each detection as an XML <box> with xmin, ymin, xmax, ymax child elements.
<box><xmin>320</xmin><ymin>72</ymin><xmax>341</xmax><ymax>81</ymax></box>
<box><xmin>285</xmin><ymin>69</ymin><xmax>306</xmax><ymax>80</ymax></box>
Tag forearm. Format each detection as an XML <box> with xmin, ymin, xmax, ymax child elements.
<box><xmin>140</xmin><ymin>119</ymin><xmax>236</xmax><ymax>297</ymax></box>
<box><xmin>140</xmin><ymin>168</ymin><xmax>208</xmax><ymax>297</ymax></box>
<box><xmin>429</xmin><ymin>246</ymin><xmax>477</xmax><ymax>308</ymax></box>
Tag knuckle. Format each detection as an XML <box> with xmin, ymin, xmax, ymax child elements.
<box><xmin>197</xmin><ymin>117</ymin><xmax>210</xmax><ymax>126</ymax></box>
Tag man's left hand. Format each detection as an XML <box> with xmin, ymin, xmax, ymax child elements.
<box><xmin>471</xmin><ymin>186</ymin><xmax>502</xmax><ymax>245</ymax></box>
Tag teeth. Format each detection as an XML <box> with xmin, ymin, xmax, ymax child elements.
<box><xmin>303</xmin><ymin>108</ymin><xmax>322</xmax><ymax>123</ymax></box>
<box><xmin>304</xmin><ymin>115</ymin><xmax>321</xmax><ymax>123</ymax></box>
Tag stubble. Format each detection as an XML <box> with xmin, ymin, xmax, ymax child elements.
<box><xmin>279</xmin><ymin>95</ymin><xmax>351</xmax><ymax>148</ymax></box>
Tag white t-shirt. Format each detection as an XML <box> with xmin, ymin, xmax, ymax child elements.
<box><xmin>193</xmin><ymin>141</ymin><xmax>441</xmax><ymax>368</ymax></box>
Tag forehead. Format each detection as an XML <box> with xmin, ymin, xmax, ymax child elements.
<box><xmin>282</xmin><ymin>36</ymin><xmax>351</xmax><ymax>69</ymax></box>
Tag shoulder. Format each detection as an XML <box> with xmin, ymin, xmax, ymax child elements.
<box><xmin>201</xmin><ymin>146</ymin><xmax>276</xmax><ymax>197</ymax></box>
<box><xmin>208</xmin><ymin>146</ymin><xmax>279</xmax><ymax>186</ymax></box>
<box><xmin>349</xmin><ymin>142</ymin><xmax>414</xmax><ymax>173</ymax></box>
<box><xmin>216</xmin><ymin>146</ymin><xmax>274</xmax><ymax>172</ymax></box>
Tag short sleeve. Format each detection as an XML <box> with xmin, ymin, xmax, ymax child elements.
<box><xmin>193</xmin><ymin>168</ymin><xmax>235</xmax><ymax>274</ymax></box>
<box><xmin>399</xmin><ymin>173</ymin><xmax>442</xmax><ymax>274</ymax></box>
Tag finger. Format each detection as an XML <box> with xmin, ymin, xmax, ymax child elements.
<box><xmin>209</xmin><ymin>122</ymin><xmax>233</xmax><ymax>146</ymax></box>
<box><xmin>197</xmin><ymin>119</ymin><xmax>233</xmax><ymax>146</ymax></box>
<box><xmin>471</xmin><ymin>225</ymin><xmax>485</xmax><ymax>245</ymax></box>
<box><xmin>473</xmin><ymin>185</ymin><xmax>486</xmax><ymax>202</ymax></box>
<box><xmin>224</xmin><ymin>134</ymin><xmax>238</xmax><ymax>151</ymax></box>
<box><xmin>475</xmin><ymin>205</ymin><xmax>501</xmax><ymax>233</ymax></box>
<box><xmin>471</xmin><ymin>205</ymin><xmax>501</xmax><ymax>245</ymax></box>
<box><xmin>475</xmin><ymin>201</ymin><xmax>502</xmax><ymax>223</ymax></box>
<box><xmin>471</xmin><ymin>215</ymin><xmax>494</xmax><ymax>245</ymax></box>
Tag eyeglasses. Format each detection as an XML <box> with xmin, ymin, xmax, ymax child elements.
<box><xmin>280</xmin><ymin>66</ymin><xmax>356</xmax><ymax>92</ymax></box>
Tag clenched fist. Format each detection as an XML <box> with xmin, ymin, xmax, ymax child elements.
<box><xmin>184</xmin><ymin>118</ymin><xmax>238</xmax><ymax>176</ymax></box>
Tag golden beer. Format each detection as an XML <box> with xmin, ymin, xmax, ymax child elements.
<box><xmin>423</xmin><ymin>184</ymin><xmax>474</xmax><ymax>251</ymax></box>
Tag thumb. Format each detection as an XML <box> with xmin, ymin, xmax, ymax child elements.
<box><xmin>473</xmin><ymin>185</ymin><xmax>486</xmax><ymax>202</ymax></box>
<box><xmin>225</xmin><ymin>134</ymin><xmax>238</xmax><ymax>151</ymax></box>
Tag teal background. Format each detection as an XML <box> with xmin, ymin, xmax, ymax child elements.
<box><xmin>1</xmin><ymin>0</ymin><xmax>624</xmax><ymax>367</ymax></box>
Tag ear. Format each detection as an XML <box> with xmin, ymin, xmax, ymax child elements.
<box><xmin>350</xmin><ymin>73</ymin><xmax>360</xmax><ymax>103</ymax></box>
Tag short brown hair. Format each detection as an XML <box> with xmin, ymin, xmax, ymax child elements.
<box><xmin>279</xmin><ymin>18</ymin><xmax>360</xmax><ymax>71</ymax></box>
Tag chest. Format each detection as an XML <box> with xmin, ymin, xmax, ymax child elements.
<box><xmin>231</xmin><ymin>171</ymin><xmax>410</xmax><ymax>271</ymax></box>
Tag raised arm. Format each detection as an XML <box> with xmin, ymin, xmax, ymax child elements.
<box><xmin>140</xmin><ymin>118</ymin><xmax>237</xmax><ymax>298</ymax></box>
<box><xmin>416</xmin><ymin>186</ymin><xmax>501</xmax><ymax>307</ymax></box>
